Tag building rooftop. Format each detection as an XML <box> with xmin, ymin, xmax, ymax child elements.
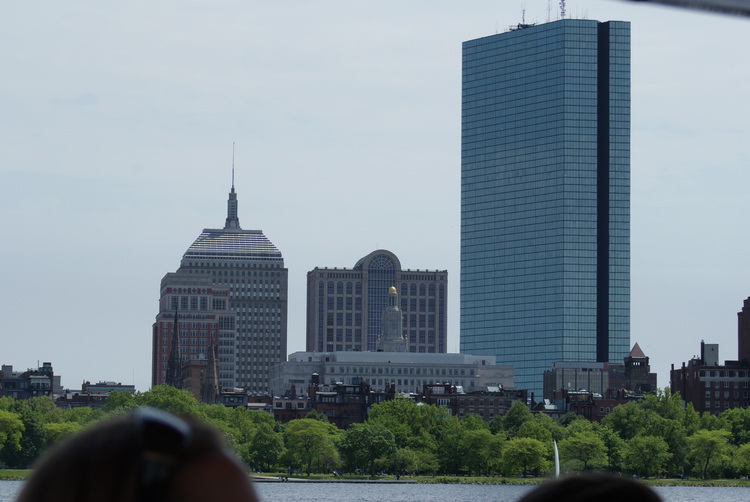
<box><xmin>182</xmin><ymin>228</ymin><xmax>282</xmax><ymax>261</ymax></box>
<box><xmin>629</xmin><ymin>342</ymin><xmax>646</xmax><ymax>358</ymax></box>
<box><xmin>286</xmin><ymin>351</ymin><xmax>498</xmax><ymax>366</ymax></box>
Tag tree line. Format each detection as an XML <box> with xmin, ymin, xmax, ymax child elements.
<box><xmin>2</xmin><ymin>386</ymin><xmax>750</xmax><ymax>479</ymax></box>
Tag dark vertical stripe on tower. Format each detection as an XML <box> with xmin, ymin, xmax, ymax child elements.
<box><xmin>596</xmin><ymin>22</ymin><xmax>611</xmax><ymax>362</ymax></box>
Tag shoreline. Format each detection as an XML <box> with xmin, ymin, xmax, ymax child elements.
<box><xmin>4</xmin><ymin>470</ymin><xmax>750</xmax><ymax>487</ymax></box>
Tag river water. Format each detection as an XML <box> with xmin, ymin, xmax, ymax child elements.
<box><xmin>1</xmin><ymin>479</ymin><xmax>748</xmax><ymax>501</ymax></box>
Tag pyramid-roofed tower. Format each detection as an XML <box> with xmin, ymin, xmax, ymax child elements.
<box><xmin>629</xmin><ymin>342</ymin><xmax>647</xmax><ymax>358</ymax></box>
<box><xmin>154</xmin><ymin>179</ymin><xmax>287</xmax><ymax>394</ymax></box>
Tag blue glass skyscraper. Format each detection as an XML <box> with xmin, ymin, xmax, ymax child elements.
<box><xmin>460</xmin><ymin>19</ymin><xmax>630</xmax><ymax>396</ymax></box>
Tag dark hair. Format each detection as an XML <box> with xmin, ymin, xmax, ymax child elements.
<box><xmin>17</xmin><ymin>408</ymin><xmax>229</xmax><ymax>502</ymax></box>
<box><xmin>518</xmin><ymin>473</ymin><xmax>662</xmax><ymax>502</ymax></box>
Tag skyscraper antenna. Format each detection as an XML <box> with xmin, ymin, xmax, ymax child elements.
<box><xmin>560</xmin><ymin>0</ymin><xmax>566</xmax><ymax>18</ymax></box>
<box><xmin>232</xmin><ymin>141</ymin><xmax>235</xmax><ymax>189</ymax></box>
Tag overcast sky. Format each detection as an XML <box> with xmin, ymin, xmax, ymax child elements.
<box><xmin>1</xmin><ymin>1</ymin><xmax>748</xmax><ymax>393</ymax></box>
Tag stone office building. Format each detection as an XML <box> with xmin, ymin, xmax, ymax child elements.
<box><xmin>154</xmin><ymin>182</ymin><xmax>288</xmax><ymax>393</ymax></box>
<box><xmin>306</xmin><ymin>249</ymin><xmax>447</xmax><ymax>354</ymax></box>
<box><xmin>270</xmin><ymin>351</ymin><xmax>513</xmax><ymax>397</ymax></box>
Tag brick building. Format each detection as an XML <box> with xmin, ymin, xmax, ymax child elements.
<box><xmin>420</xmin><ymin>383</ymin><xmax>527</xmax><ymax>421</ymax></box>
<box><xmin>671</xmin><ymin>297</ymin><xmax>750</xmax><ymax>414</ymax></box>
<box><xmin>671</xmin><ymin>341</ymin><xmax>750</xmax><ymax>414</ymax></box>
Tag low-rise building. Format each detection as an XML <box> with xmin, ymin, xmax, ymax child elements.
<box><xmin>671</xmin><ymin>297</ymin><xmax>750</xmax><ymax>414</ymax></box>
<box><xmin>420</xmin><ymin>383</ymin><xmax>527</xmax><ymax>421</ymax></box>
<box><xmin>1</xmin><ymin>362</ymin><xmax>56</xmax><ymax>399</ymax></box>
<box><xmin>537</xmin><ymin>343</ymin><xmax>657</xmax><ymax>420</ymax></box>
<box><xmin>81</xmin><ymin>381</ymin><xmax>136</xmax><ymax>396</ymax></box>
<box><xmin>56</xmin><ymin>380</ymin><xmax>135</xmax><ymax>409</ymax></box>
<box><xmin>270</xmin><ymin>351</ymin><xmax>514</xmax><ymax>397</ymax></box>
<box><xmin>272</xmin><ymin>393</ymin><xmax>311</xmax><ymax>423</ymax></box>
<box><xmin>310</xmin><ymin>377</ymin><xmax>393</xmax><ymax>428</ymax></box>
<box><xmin>543</xmin><ymin>343</ymin><xmax>656</xmax><ymax>401</ymax></box>
<box><xmin>671</xmin><ymin>341</ymin><xmax>750</xmax><ymax>414</ymax></box>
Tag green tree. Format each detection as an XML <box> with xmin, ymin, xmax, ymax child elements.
<box><xmin>720</xmin><ymin>407</ymin><xmax>750</xmax><ymax>446</ymax></box>
<box><xmin>622</xmin><ymin>435</ymin><xmax>670</xmax><ymax>478</ymax></box>
<box><xmin>641</xmin><ymin>388</ymin><xmax>684</xmax><ymax>421</ymax></box>
<box><xmin>0</xmin><ymin>409</ymin><xmax>24</xmax><ymax>458</ymax></box>
<box><xmin>642</xmin><ymin>414</ymin><xmax>688</xmax><ymax>476</ymax></box>
<box><xmin>502</xmin><ymin>400</ymin><xmax>532</xmax><ymax>437</ymax></box>
<box><xmin>340</xmin><ymin>422</ymin><xmax>396</xmax><ymax>476</ymax></box>
<box><xmin>391</xmin><ymin>447</ymin><xmax>438</xmax><ymax>475</ymax></box>
<box><xmin>687</xmin><ymin>429</ymin><xmax>731</xmax><ymax>479</ymax></box>
<box><xmin>559</xmin><ymin>431</ymin><xmax>607</xmax><ymax>471</ymax></box>
<box><xmin>601</xmin><ymin>401</ymin><xmax>646</xmax><ymax>440</ymax></box>
<box><xmin>517</xmin><ymin>420</ymin><xmax>553</xmax><ymax>448</ymax></box>
<box><xmin>305</xmin><ymin>409</ymin><xmax>330</xmax><ymax>422</ymax></box>
<box><xmin>245</xmin><ymin>408</ymin><xmax>279</xmax><ymax>428</ymax></box>
<box><xmin>368</xmin><ymin>398</ymin><xmax>446</xmax><ymax>452</ymax></box>
<box><xmin>488</xmin><ymin>414</ymin><xmax>504</xmax><ymax>435</ymax></box>
<box><xmin>682</xmin><ymin>402</ymin><xmax>701</xmax><ymax>436</ymax></box>
<box><xmin>202</xmin><ymin>405</ymin><xmax>257</xmax><ymax>454</ymax></box>
<box><xmin>136</xmin><ymin>385</ymin><xmax>203</xmax><ymax>418</ymax></box>
<box><xmin>699</xmin><ymin>411</ymin><xmax>722</xmax><ymax>431</ymax></box>
<box><xmin>42</xmin><ymin>421</ymin><xmax>82</xmax><ymax>446</ymax></box>
<box><xmin>460</xmin><ymin>428</ymin><xmax>503</xmax><ymax>475</ymax></box>
<box><xmin>733</xmin><ymin>442</ymin><xmax>750</xmax><ymax>477</ymax></box>
<box><xmin>4</xmin><ymin>397</ymin><xmax>62</xmax><ymax>468</ymax></box>
<box><xmin>283</xmin><ymin>418</ymin><xmax>340</xmax><ymax>475</ymax></box>
<box><xmin>63</xmin><ymin>406</ymin><xmax>103</xmax><ymax>426</ymax></box>
<box><xmin>532</xmin><ymin>413</ymin><xmax>566</xmax><ymax>442</ymax></box>
<box><xmin>246</xmin><ymin>421</ymin><xmax>284</xmax><ymax>471</ymax></box>
<box><xmin>102</xmin><ymin>391</ymin><xmax>137</xmax><ymax>414</ymax></box>
<box><xmin>558</xmin><ymin>411</ymin><xmax>585</xmax><ymax>428</ymax></box>
<box><xmin>0</xmin><ymin>397</ymin><xmax>15</xmax><ymax>411</ymax></box>
<box><xmin>562</xmin><ymin>415</ymin><xmax>594</xmax><ymax>436</ymax></box>
<box><xmin>594</xmin><ymin>423</ymin><xmax>624</xmax><ymax>470</ymax></box>
<box><xmin>501</xmin><ymin>437</ymin><xmax>548</xmax><ymax>476</ymax></box>
<box><xmin>435</xmin><ymin>415</ymin><xmax>465</xmax><ymax>474</ymax></box>
<box><xmin>460</xmin><ymin>413</ymin><xmax>487</xmax><ymax>431</ymax></box>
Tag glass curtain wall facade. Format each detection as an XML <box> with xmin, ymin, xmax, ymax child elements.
<box><xmin>460</xmin><ymin>19</ymin><xmax>630</xmax><ymax>395</ymax></box>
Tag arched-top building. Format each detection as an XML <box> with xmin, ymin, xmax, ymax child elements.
<box><xmin>306</xmin><ymin>249</ymin><xmax>447</xmax><ymax>353</ymax></box>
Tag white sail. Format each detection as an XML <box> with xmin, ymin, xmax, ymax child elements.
<box><xmin>554</xmin><ymin>439</ymin><xmax>560</xmax><ymax>478</ymax></box>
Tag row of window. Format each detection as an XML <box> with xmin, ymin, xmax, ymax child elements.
<box><xmin>327</xmin><ymin>366</ymin><xmax>474</xmax><ymax>377</ymax></box>
<box><xmin>321</xmin><ymin>281</ymin><xmax>445</xmax><ymax>297</ymax></box>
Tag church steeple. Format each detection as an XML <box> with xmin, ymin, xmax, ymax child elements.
<box><xmin>165</xmin><ymin>310</ymin><xmax>183</xmax><ymax>389</ymax></box>
<box><xmin>224</xmin><ymin>143</ymin><xmax>241</xmax><ymax>230</ymax></box>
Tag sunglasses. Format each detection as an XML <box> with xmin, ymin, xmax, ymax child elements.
<box><xmin>135</xmin><ymin>408</ymin><xmax>193</xmax><ymax>502</ymax></box>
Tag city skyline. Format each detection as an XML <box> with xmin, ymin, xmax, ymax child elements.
<box><xmin>460</xmin><ymin>19</ymin><xmax>631</xmax><ymax>395</ymax></box>
<box><xmin>2</xmin><ymin>1</ymin><xmax>749</xmax><ymax>392</ymax></box>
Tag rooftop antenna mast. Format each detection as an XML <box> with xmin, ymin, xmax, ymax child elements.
<box><xmin>231</xmin><ymin>141</ymin><xmax>235</xmax><ymax>190</ymax></box>
<box><xmin>560</xmin><ymin>0</ymin><xmax>566</xmax><ymax>19</ymax></box>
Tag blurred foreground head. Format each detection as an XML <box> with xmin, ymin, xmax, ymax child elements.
<box><xmin>518</xmin><ymin>473</ymin><xmax>661</xmax><ymax>502</ymax></box>
<box><xmin>17</xmin><ymin>408</ymin><xmax>259</xmax><ymax>502</ymax></box>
